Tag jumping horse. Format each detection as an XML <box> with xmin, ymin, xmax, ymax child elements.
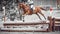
<box><xmin>18</xmin><ymin>3</ymin><xmax>46</xmax><ymax>21</ymax></box>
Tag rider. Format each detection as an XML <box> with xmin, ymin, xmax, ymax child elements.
<box><xmin>27</xmin><ymin>0</ymin><xmax>34</xmax><ymax>11</ymax></box>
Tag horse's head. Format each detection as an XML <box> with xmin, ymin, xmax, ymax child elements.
<box><xmin>19</xmin><ymin>2</ymin><xmax>29</xmax><ymax>9</ymax></box>
<box><xmin>19</xmin><ymin>3</ymin><xmax>24</xmax><ymax>8</ymax></box>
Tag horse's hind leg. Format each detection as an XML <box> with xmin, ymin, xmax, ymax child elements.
<box><xmin>36</xmin><ymin>13</ymin><xmax>42</xmax><ymax>20</ymax></box>
<box><xmin>39</xmin><ymin>11</ymin><xmax>46</xmax><ymax>20</ymax></box>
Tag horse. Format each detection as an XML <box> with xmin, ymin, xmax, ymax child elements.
<box><xmin>18</xmin><ymin>3</ymin><xmax>46</xmax><ymax>20</ymax></box>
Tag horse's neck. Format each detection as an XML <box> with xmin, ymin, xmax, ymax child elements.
<box><xmin>22</xmin><ymin>5</ymin><xmax>28</xmax><ymax>9</ymax></box>
<box><xmin>22</xmin><ymin>6</ymin><xmax>26</xmax><ymax>11</ymax></box>
<box><xmin>22</xmin><ymin>6</ymin><xmax>26</xmax><ymax>10</ymax></box>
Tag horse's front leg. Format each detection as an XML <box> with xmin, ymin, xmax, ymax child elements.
<box><xmin>18</xmin><ymin>7</ymin><xmax>22</xmax><ymax>20</ymax></box>
<box><xmin>24</xmin><ymin>10</ymin><xmax>30</xmax><ymax>15</ymax></box>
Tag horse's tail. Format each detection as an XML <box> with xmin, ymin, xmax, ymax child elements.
<box><xmin>39</xmin><ymin>7</ymin><xmax>46</xmax><ymax>11</ymax></box>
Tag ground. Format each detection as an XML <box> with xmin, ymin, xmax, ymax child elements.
<box><xmin>0</xmin><ymin>32</ymin><xmax>60</xmax><ymax>34</ymax></box>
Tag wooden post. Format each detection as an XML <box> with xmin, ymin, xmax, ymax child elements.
<box><xmin>22</xmin><ymin>15</ymin><xmax>25</xmax><ymax>22</ymax></box>
<box><xmin>53</xmin><ymin>18</ymin><xmax>55</xmax><ymax>32</ymax></box>
<box><xmin>48</xmin><ymin>16</ymin><xmax>52</xmax><ymax>32</ymax></box>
